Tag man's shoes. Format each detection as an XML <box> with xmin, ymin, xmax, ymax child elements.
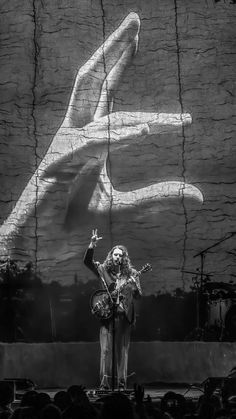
<box><xmin>99</xmin><ymin>378</ymin><xmax>110</xmax><ymax>391</ymax></box>
<box><xmin>118</xmin><ymin>380</ymin><xmax>126</xmax><ymax>391</ymax></box>
<box><xmin>99</xmin><ymin>384</ymin><xmax>110</xmax><ymax>391</ymax></box>
<box><xmin>99</xmin><ymin>375</ymin><xmax>110</xmax><ymax>391</ymax></box>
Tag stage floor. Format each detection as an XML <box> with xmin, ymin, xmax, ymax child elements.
<box><xmin>25</xmin><ymin>383</ymin><xmax>204</xmax><ymax>403</ymax></box>
<box><xmin>9</xmin><ymin>383</ymin><xmax>219</xmax><ymax>417</ymax></box>
<box><xmin>11</xmin><ymin>383</ymin><xmax>205</xmax><ymax>417</ymax></box>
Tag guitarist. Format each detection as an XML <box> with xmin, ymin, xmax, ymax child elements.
<box><xmin>84</xmin><ymin>229</ymin><xmax>142</xmax><ymax>390</ymax></box>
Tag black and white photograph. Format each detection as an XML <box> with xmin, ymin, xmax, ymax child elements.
<box><xmin>0</xmin><ymin>0</ymin><xmax>235</xmax><ymax>417</ymax></box>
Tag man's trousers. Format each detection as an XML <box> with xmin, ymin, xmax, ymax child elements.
<box><xmin>100</xmin><ymin>313</ymin><xmax>131</xmax><ymax>388</ymax></box>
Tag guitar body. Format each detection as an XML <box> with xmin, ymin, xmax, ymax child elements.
<box><xmin>90</xmin><ymin>264</ymin><xmax>152</xmax><ymax>320</ymax></box>
<box><xmin>90</xmin><ymin>289</ymin><xmax>113</xmax><ymax>320</ymax></box>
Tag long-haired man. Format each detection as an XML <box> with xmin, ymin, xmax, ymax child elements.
<box><xmin>84</xmin><ymin>229</ymin><xmax>142</xmax><ymax>390</ymax></box>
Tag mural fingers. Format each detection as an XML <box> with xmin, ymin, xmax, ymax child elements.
<box><xmin>62</xmin><ymin>12</ymin><xmax>140</xmax><ymax>128</ymax></box>
<box><xmin>94</xmin><ymin>39</ymin><xmax>138</xmax><ymax>119</ymax></box>
<box><xmin>89</xmin><ymin>178</ymin><xmax>203</xmax><ymax>214</ymax></box>
<box><xmin>98</xmin><ymin>111</ymin><xmax>192</xmax><ymax>134</ymax></box>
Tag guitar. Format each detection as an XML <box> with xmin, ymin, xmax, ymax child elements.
<box><xmin>90</xmin><ymin>263</ymin><xmax>152</xmax><ymax>320</ymax></box>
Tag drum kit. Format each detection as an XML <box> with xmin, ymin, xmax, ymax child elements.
<box><xmin>204</xmin><ymin>280</ymin><xmax>236</xmax><ymax>340</ymax></box>
<box><xmin>184</xmin><ymin>232</ymin><xmax>236</xmax><ymax>341</ymax></box>
<box><xmin>185</xmin><ymin>269</ymin><xmax>236</xmax><ymax>341</ymax></box>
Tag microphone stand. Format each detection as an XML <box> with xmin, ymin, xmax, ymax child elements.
<box><xmin>111</xmin><ymin>293</ymin><xmax>116</xmax><ymax>392</ymax></box>
<box><xmin>111</xmin><ymin>263</ymin><xmax>121</xmax><ymax>392</ymax></box>
<box><xmin>193</xmin><ymin>232</ymin><xmax>236</xmax><ymax>340</ymax></box>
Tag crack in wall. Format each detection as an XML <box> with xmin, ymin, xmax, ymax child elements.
<box><xmin>174</xmin><ymin>0</ymin><xmax>188</xmax><ymax>290</ymax></box>
<box><xmin>32</xmin><ymin>0</ymin><xmax>40</xmax><ymax>272</ymax></box>
<box><xmin>100</xmin><ymin>0</ymin><xmax>114</xmax><ymax>249</ymax></box>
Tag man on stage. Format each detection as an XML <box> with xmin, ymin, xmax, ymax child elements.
<box><xmin>84</xmin><ymin>229</ymin><xmax>142</xmax><ymax>390</ymax></box>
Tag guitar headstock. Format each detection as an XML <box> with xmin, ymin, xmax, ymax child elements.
<box><xmin>140</xmin><ymin>263</ymin><xmax>152</xmax><ymax>274</ymax></box>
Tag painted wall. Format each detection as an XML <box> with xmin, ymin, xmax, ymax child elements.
<box><xmin>0</xmin><ymin>0</ymin><xmax>235</xmax><ymax>341</ymax></box>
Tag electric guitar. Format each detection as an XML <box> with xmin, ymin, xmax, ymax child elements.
<box><xmin>90</xmin><ymin>263</ymin><xmax>152</xmax><ymax>320</ymax></box>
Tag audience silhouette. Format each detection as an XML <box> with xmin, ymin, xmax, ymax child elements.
<box><xmin>0</xmin><ymin>380</ymin><xmax>235</xmax><ymax>419</ymax></box>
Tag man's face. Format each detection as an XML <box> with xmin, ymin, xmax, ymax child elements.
<box><xmin>112</xmin><ymin>248</ymin><xmax>123</xmax><ymax>266</ymax></box>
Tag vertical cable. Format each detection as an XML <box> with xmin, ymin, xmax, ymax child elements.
<box><xmin>174</xmin><ymin>0</ymin><xmax>188</xmax><ymax>289</ymax></box>
<box><xmin>100</xmin><ymin>0</ymin><xmax>114</xmax><ymax>249</ymax></box>
<box><xmin>32</xmin><ymin>0</ymin><xmax>40</xmax><ymax>272</ymax></box>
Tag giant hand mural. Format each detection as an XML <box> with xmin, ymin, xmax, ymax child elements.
<box><xmin>0</xmin><ymin>12</ymin><xmax>203</xmax><ymax>276</ymax></box>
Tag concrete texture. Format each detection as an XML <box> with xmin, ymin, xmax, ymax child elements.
<box><xmin>0</xmin><ymin>341</ymin><xmax>235</xmax><ymax>387</ymax></box>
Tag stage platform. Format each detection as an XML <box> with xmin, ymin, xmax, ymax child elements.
<box><xmin>14</xmin><ymin>384</ymin><xmax>203</xmax><ymax>402</ymax></box>
<box><xmin>11</xmin><ymin>383</ymin><xmax>204</xmax><ymax>413</ymax></box>
<box><xmin>0</xmin><ymin>341</ymin><xmax>235</xmax><ymax>388</ymax></box>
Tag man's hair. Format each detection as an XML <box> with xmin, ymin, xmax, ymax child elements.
<box><xmin>103</xmin><ymin>245</ymin><xmax>133</xmax><ymax>276</ymax></box>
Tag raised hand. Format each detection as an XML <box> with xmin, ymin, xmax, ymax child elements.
<box><xmin>90</xmin><ymin>229</ymin><xmax>103</xmax><ymax>247</ymax></box>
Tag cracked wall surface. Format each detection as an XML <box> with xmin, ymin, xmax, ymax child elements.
<box><xmin>0</xmin><ymin>0</ymin><xmax>236</xmax><ymax>296</ymax></box>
